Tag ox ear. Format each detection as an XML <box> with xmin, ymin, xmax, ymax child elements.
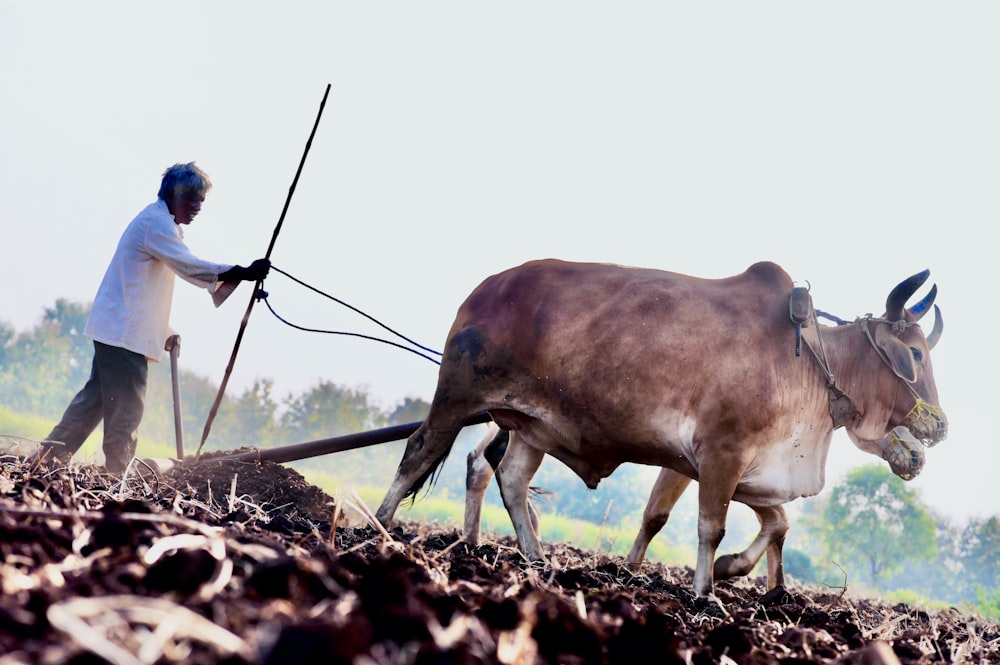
<box><xmin>878</xmin><ymin>334</ymin><xmax>919</xmax><ymax>383</ymax></box>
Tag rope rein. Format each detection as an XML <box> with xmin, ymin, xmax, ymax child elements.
<box><xmin>255</xmin><ymin>266</ymin><xmax>444</xmax><ymax>365</ymax></box>
<box><xmin>802</xmin><ymin>306</ymin><xmax>925</xmax><ymax>427</ymax></box>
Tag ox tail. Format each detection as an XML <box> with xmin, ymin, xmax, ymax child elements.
<box><xmin>403</xmin><ymin>448</ymin><xmax>453</xmax><ymax>504</ymax></box>
<box><xmin>401</xmin><ymin>412</ymin><xmax>497</xmax><ymax>503</ymax></box>
<box><xmin>401</xmin><ymin>424</ymin><xmax>471</xmax><ymax>504</ymax></box>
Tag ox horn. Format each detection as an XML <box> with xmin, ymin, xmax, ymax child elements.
<box><xmin>926</xmin><ymin>304</ymin><xmax>943</xmax><ymax>350</ymax></box>
<box><xmin>886</xmin><ymin>269</ymin><xmax>930</xmax><ymax>321</ymax></box>
<box><xmin>907</xmin><ymin>283</ymin><xmax>937</xmax><ymax>322</ymax></box>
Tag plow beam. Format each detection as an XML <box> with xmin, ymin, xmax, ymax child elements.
<box><xmin>189</xmin><ymin>412</ymin><xmax>493</xmax><ymax>466</ymax></box>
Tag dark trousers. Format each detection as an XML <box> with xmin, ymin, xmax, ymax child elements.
<box><xmin>45</xmin><ymin>341</ymin><xmax>148</xmax><ymax>472</ymax></box>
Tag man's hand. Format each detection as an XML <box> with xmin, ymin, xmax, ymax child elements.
<box><xmin>246</xmin><ymin>258</ymin><xmax>271</xmax><ymax>281</ymax></box>
<box><xmin>220</xmin><ymin>258</ymin><xmax>271</xmax><ymax>282</ymax></box>
<box><xmin>165</xmin><ymin>334</ymin><xmax>181</xmax><ymax>353</ymax></box>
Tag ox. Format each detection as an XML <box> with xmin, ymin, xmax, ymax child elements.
<box><xmin>376</xmin><ymin>259</ymin><xmax>946</xmax><ymax>597</ymax></box>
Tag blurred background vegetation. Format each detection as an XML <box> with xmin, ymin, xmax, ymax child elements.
<box><xmin>2</xmin><ymin>299</ymin><xmax>997</xmax><ymax>619</ymax></box>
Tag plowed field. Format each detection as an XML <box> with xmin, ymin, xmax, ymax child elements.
<box><xmin>1</xmin><ymin>454</ymin><xmax>996</xmax><ymax>664</ymax></box>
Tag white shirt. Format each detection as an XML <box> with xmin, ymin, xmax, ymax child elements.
<box><xmin>85</xmin><ymin>199</ymin><xmax>237</xmax><ymax>361</ymax></box>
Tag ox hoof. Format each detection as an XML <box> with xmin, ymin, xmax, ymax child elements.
<box><xmin>690</xmin><ymin>594</ymin><xmax>727</xmax><ymax>617</ymax></box>
<box><xmin>713</xmin><ymin>553</ymin><xmax>747</xmax><ymax>580</ymax></box>
<box><xmin>138</xmin><ymin>458</ymin><xmax>180</xmax><ymax>475</ymax></box>
<box><xmin>858</xmin><ymin>640</ymin><xmax>903</xmax><ymax>665</ymax></box>
<box><xmin>758</xmin><ymin>585</ymin><xmax>796</xmax><ymax>608</ymax></box>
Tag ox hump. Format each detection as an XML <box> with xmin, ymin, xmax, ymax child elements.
<box><xmin>744</xmin><ymin>261</ymin><xmax>793</xmax><ymax>289</ymax></box>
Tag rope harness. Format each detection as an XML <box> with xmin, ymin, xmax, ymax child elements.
<box><xmin>794</xmin><ymin>292</ymin><xmax>947</xmax><ymax>481</ymax></box>
<box><xmin>254</xmin><ymin>265</ymin><xmax>445</xmax><ymax>365</ymax></box>
<box><xmin>796</xmin><ymin>292</ymin><xmax>946</xmax><ymax>443</ymax></box>
<box><xmin>795</xmin><ymin>290</ymin><xmax>858</xmax><ymax>429</ymax></box>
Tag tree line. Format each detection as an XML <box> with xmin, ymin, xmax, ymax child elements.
<box><xmin>1</xmin><ymin>299</ymin><xmax>997</xmax><ymax>617</ymax></box>
<box><xmin>798</xmin><ymin>465</ymin><xmax>999</xmax><ymax>615</ymax></box>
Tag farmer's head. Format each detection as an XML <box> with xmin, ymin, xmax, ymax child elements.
<box><xmin>159</xmin><ymin>162</ymin><xmax>212</xmax><ymax>225</ymax></box>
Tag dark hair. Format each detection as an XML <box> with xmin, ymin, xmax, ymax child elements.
<box><xmin>158</xmin><ymin>162</ymin><xmax>212</xmax><ymax>201</ymax></box>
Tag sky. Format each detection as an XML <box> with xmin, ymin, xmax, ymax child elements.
<box><xmin>2</xmin><ymin>3</ymin><xmax>998</xmax><ymax>523</ymax></box>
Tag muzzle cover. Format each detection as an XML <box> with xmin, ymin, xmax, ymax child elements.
<box><xmin>882</xmin><ymin>427</ymin><xmax>926</xmax><ymax>481</ymax></box>
<box><xmin>904</xmin><ymin>398</ymin><xmax>948</xmax><ymax>446</ymax></box>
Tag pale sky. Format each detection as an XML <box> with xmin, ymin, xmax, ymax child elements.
<box><xmin>2</xmin><ymin>2</ymin><xmax>998</xmax><ymax>521</ymax></box>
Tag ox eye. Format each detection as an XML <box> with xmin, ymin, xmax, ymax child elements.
<box><xmin>910</xmin><ymin>347</ymin><xmax>923</xmax><ymax>362</ymax></box>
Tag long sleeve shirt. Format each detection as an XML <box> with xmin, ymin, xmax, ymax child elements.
<box><xmin>85</xmin><ymin>199</ymin><xmax>236</xmax><ymax>361</ymax></box>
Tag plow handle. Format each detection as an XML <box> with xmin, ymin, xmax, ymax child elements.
<box><xmin>168</xmin><ymin>335</ymin><xmax>184</xmax><ymax>459</ymax></box>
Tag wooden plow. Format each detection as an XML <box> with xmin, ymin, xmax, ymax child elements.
<box><xmin>150</xmin><ymin>412</ymin><xmax>493</xmax><ymax>471</ymax></box>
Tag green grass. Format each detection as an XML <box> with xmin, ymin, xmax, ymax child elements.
<box><xmin>0</xmin><ymin>408</ymin><xmax>57</xmax><ymax>441</ymax></box>
<box><xmin>883</xmin><ymin>588</ymin><xmax>952</xmax><ymax>611</ymax></box>
<box><xmin>0</xmin><ymin>405</ymin><xmax>179</xmax><ymax>463</ymax></box>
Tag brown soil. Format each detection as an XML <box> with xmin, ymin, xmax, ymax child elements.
<box><xmin>0</xmin><ymin>453</ymin><xmax>996</xmax><ymax>664</ymax></box>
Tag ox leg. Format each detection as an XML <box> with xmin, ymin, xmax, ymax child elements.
<box><xmin>762</xmin><ymin>505</ymin><xmax>788</xmax><ymax>590</ymax></box>
<box><xmin>625</xmin><ymin>467</ymin><xmax>692</xmax><ymax>572</ymax></box>
<box><xmin>713</xmin><ymin>504</ymin><xmax>789</xmax><ymax>590</ymax></box>
<box><xmin>693</xmin><ymin>468</ymin><xmax>743</xmax><ymax>597</ymax></box>
<box><xmin>464</xmin><ymin>423</ymin><xmax>503</xmax><ymax>546</ymax></box>
<box><xmin>375</xmin><ymin>420</ymin><xmax>464</xmax><ymax>529</ymax></box>
<box><xmin>494</xmin><ymin>432</ymin><xmax>546</xmax><ymax>560</ymax></box>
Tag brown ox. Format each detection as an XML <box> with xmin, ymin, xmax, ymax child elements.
<box><xmin>376</xmin><ymin>260</ymin><xmax>946</xmax><ymax>597</ymax></box>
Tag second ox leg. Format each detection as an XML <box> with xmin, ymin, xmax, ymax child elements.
<box><xmin>494</xmin><ymin>431</ymin><xmax>546</xmax><ymax>560</ymax></box>
<box><xmin>464</xmin><ymin>423</ymin><xmax>503</xmax><ymax>545</ymax></box>
<box><xmin>713</xmin><ymin>504</ymin><xmax>788</xmax><ymax>590</ymax></box>
<box><xmin>625</xmin><ymin>467</ymin><xmax>693</xmax><ymax>571</ymax></box>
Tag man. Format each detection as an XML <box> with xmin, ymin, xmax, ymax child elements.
<box><xmin>37</xmin><ymin>162</ymin><xmax>269</xmax><ymax>472</ymax></box>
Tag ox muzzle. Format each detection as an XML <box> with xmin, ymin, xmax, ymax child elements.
<box><xmin>882</xmin><ymin>426</ymin><xmax>927</xmax><ymax>481</ymax></box>
<box><xmin>882</xmin><ymin>397</ymin><xmax>948</xmax><ymax>482</ymax></box>
<box><xmin>882</xmin><ymin>399</ymin><xmax>947</xmax><ymax>481</ymax></box>
<box><xmin>904</xmin><ymin>398</ymin><xmax>948</xmax><ymax>447</ymax></box>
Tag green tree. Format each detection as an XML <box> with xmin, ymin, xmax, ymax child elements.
<box><xmin>144</xmin><ymin>371</ymin><xmax>281</xmax><ymax>455</ymax></box>
<box><xmin>213</xmin><ymin>379</ymin><xmax>280</xmax><ymax>448</ymax></box>
<box><xmin>279</xmin><ymin>380</ymin><xmax>383</xmax><ymax>443</ymax></box>
<box><xmin>783</xmin><ymin>548</ymin><xmax>817</xmax><ymax>583</ymax></box>
<box><xmin>386</xmin><ymin>397</ymin><xmax>430</xmax><ymax>425</ymax></box>
<box><xmin>39</xmin><ymin>299</ymin><xmax>94</xmax><ymax>391</ymax></box>
<box><xmin>884</xmin><ymin>513</ymin><xmax>963</xmax><ymax>603</ymax></box>
<box><xmin>0</xmin><ymin>320</ymin><xmax>15</xmax><ymax>366</ymax></box>
<box><xmin>958</xmin><ymin>516</ymin><xmax>1000</xmax><ymax>593</ymax></box>
<box><xmin>822</xmin><ymin>464</ymin><xmax>937</xmax><ymax>589</ymax></box>
<box><xmin>0</xmin><ymin>300</ymin><xmax>93</xmax><ymax>417</ymax></box>
<box><xmin>973</xmin><ymin>586</ymin><xmax>1000</xmax><ymax>620</ymax></box>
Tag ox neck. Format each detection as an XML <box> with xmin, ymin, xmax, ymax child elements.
<box><xmin>800</xmin><ymin>322</ymin><xmax>861</xmax><ymax>430</ymax></box>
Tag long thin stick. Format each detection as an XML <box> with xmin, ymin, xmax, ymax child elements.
<box><xmin>196</xmin><ymin>83</ymin><xmax>332</xmax><ymax>458</ymax></box>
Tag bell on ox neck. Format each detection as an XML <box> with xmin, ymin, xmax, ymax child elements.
<box><xmin>789</xmin><ymin>286</ymin><xmax>812</xmax><ymax>357</ymax></box>
<box><xmin>828</xmin><ymin>387</ymin><xmax>856</xmax><ymax>429</ymax></box>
